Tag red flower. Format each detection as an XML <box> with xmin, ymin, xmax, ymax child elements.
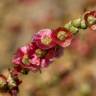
<box><xmin>84</xmin><ymin>11</ymin><xmax>96</xmax><ymax>30</ymax></box>
<box><xmin>33</xmin><ymin>29</ymin><xmax>56</xmax><ymax>50</ymax></box>
<box><xmin>84</xmin><ymin>11</ymin><xmax>96</xmax><ymax>23</ymax></box>
<box><xmin>84</xmin><ymin>11</ymin><xmax>96</xmax><ymax>31</ymax></box>
<box><xmin>52</xmin><ymin>27</ymin><xmax>73</xmax><ymax>47</ymax></box>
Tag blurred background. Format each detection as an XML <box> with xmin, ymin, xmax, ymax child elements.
<box><xmin>0</xmin><ymin>0</ymin><xmax>96</xmax><ymax>96</ymax></box>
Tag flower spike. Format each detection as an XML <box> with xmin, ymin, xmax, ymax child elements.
<box><xmin>0</xmin><ymin>10</ymin><xmax>96</xmax><ymax>96</ymax></box>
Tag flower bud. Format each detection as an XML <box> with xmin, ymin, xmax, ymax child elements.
<box><xmin>69</xmin><ymin>25</ymin><xmax>79</xmax><ymax>34</ymax></box>
<box><xmin>72</xmin><ymin>18</ymin><xmax>81</xmax><ymax>28</ymax></box>
<box><xmin>80</xmin><ymin>19</ymin><xmax>87</xmax><ymax>29</ymax></box>
<box><xmin>64</xmin><ymin>22</ymin><xmax>79</xmax><ymax>34</ymax></box>
<box><xmin>64</xmin><ymin>22</ymin><xmax>72</xmax><ymax>29</ymax></box>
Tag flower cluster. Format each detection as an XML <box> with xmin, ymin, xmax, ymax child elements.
<box><xmin>0</xmin><ymin>10</ymin><xmax>96</xmax><ymax>96</ymax></box>
<box><xmin>12</xmin><ymin>11</ymin><xmax>96</xmax><ymax>75</ymax></box>
<box><xmin>12</xmin><ymin>28</ymin><xmax>73</xmax><ymax>73</ymax></box>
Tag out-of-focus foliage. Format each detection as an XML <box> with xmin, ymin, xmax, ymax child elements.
<box><xmin>0</xmin><ymin>0</ymin><xmax>96</xmax><ymax>96</ymax></box>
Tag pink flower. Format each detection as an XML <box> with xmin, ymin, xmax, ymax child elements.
<box><xmin>12</xmin><ymin>45</ymin><xmax>27</xmax><ymax>65</ymax></box>
<box><xmin>52</xmin><ymin>27</ymin><xmax>73</xmax><ymax>48</ymax></box>
<box><xmin>28</xmin><ymin>54</ymin><xmax>41</xmax><ymax>71</ymax></box>
<box><xmin>12</xmin><ymin>43</ymin><xmax>36</xmax><ymax>70</ymax></box>
<box><xmin>28</xmin><ymin>48</ymin><xmax>56</xmax><ymax>70</ymax></box>
<box><xmin>33</xmin><ymin>29</ymin><xmax>56</xmax><ymax>50</ymax></box>
<box><xmin>12</xmin><ymin>43</ymin><xmax>37</xmax><ymax>65</ymax></box>
<box><xmin>12</xmin><ymin>42</ymin><xmax>57</xmax><ymax>72</ymax></box>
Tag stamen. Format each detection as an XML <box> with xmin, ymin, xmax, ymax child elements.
<box><xmin>41</xmin><ymin>36</ymin><xmax>52</xmax><ymax>45</ymax></box>
<box><xmin>57</xmin><ymin>31</ymin><xmax>67</xmax><ymax>41</ymax></box>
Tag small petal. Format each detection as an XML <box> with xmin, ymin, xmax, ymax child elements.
<box><xmin>90</xmin><ymin>24</ymin><xmax>96</xmax><ymax>31</ymax></box>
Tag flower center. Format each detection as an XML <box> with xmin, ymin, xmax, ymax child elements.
<box><xmin>88</xmin><ymin>16</ymin><xmax>96</xmax><ymax>25</ymax></box>
<box><xmin>41</xmin><ymin>36</ymin><xmax>52</xmax><ymax>45</ymax></box>
<box><xmin>35</xmin><ymin>49</ymin><xmax>46</xmax><ymax>58</ymax></box>
<box><xmin>22</xmin><ymin>55</ymin><xmax>29</xmax><ymax>64</ymax></box>
<box><xmin>57</xmin><ymin>31</ymin><xmax>68</xmax><ymax>41</ymax></box>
